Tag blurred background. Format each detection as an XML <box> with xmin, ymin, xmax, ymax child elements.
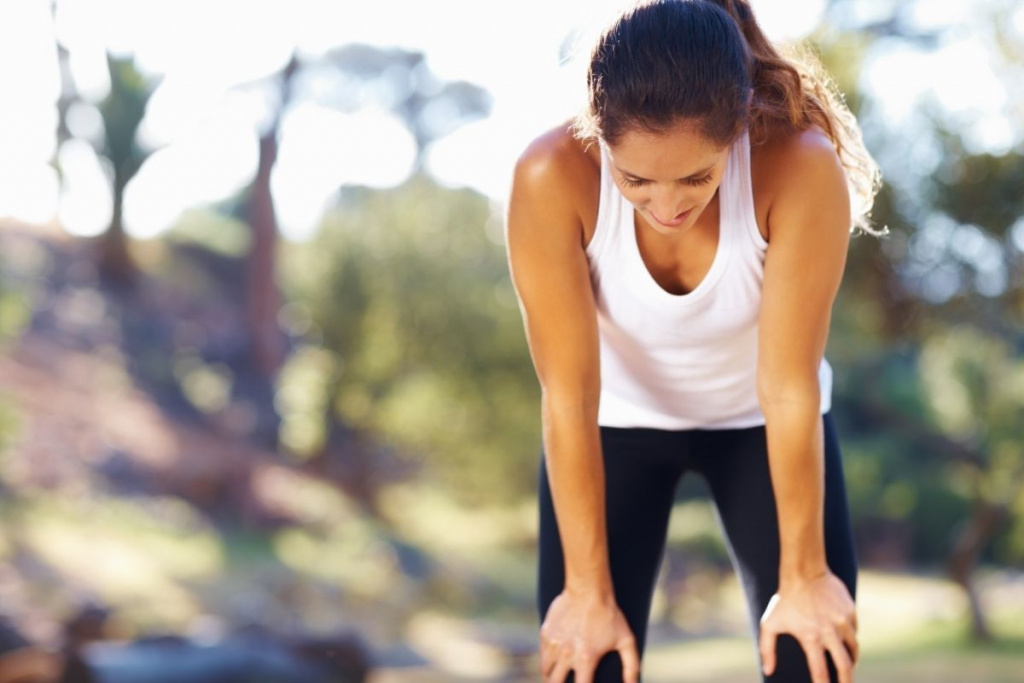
<box><xmin>0</xmin><ymin>0</ymin><xmax>1022</xmax><ymax>681</ymax></box>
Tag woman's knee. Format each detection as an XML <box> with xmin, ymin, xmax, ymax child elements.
<box><xmin>763</xmin><ymin>632</ymin><xmax>844</xmax><ymax>683</ymax></box>
<box><xmin>559</xmin><ymin>649</ymin><xmax>636</xmax><ymax>683</ymax></box>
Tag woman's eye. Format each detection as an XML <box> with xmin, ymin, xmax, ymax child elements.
<box><xmin>621</xmin><ymin>175</ymin><xmax>712</xmax><ymax>189</ymax></box>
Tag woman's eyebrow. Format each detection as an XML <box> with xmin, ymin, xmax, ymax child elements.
<box><xmin>615</xmin><ymin>163</ymin><xmax>715</xmax><ymax>181</ymax></box>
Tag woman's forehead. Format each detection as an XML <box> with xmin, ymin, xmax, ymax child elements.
<box><xmin>605</xmin><ymin>126</ymin><xmax>729</xmax><ymax>179</ymax></box>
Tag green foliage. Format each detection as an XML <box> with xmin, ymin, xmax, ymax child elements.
<box><xmin>0</xmin><ymin>288</ymin><xmax>31</xmax><ymax>348</ymax></box>
<box><xmin>666</xmin><ymin>501</ymin><xmax>731</xmax><ymax>566</ymax></box>
<box><xmin>0</xmin><ymin>241</ymin><xmax>36</xmax><ymax>349</ymax></box>
<box><xmin>98</xmin><ymin>53</ymin><xmax>160</xmax><ymax>184</ymax></box>
<box><xmin>919</xmin><ymin>326</ymin><xmax>1024</xmax><ymax>442</ymax></box>
<box><xmin>280</xmin><ymin>173</ymin><xmax>539</xmax><ymax>505</ymax></box>
<box><xmin>933</xmin><ymin>147</ymin><xmax>1024</xmax><ymax>237</ymax></box>
<box><xmin>275</xmin><ymin>344</ymin><xmax>337</xmax><ymax>459</ymax></box>
<box><xmin>0</xmin><ymin>249</ymin><xmax>29</xmax><ymax>455</ymax></box>
<box><xmin>838</xmin><ymin>423</ymin><xmax>972</xmax><ymax>563</ymax></box>
<box><xmin>0</xmin><ymin>394</ymin><xmax>21</xmax><ymax>464</ymax></box>
<box><xmin>166</xmin><ymin>207</ymin><xmax>253</xmax><ymax>258</ymax></box>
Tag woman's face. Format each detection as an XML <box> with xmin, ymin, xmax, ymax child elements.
<box><xmin>605</xmin><ymin>121</ymin><xmax>731</xmax><ymax>237</ymax></box>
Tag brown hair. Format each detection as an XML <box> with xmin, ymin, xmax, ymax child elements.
<box><xmin>570</xmin><ymin>0</ymin><xmax>886</xmax><ymax>237</ymax></box>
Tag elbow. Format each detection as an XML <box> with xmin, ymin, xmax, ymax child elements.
<box><xmin>541</xmin><ymin>386</ymin><xmax>600</xmax><ymax>417</ymax></box>
<box><xmin>540</xmin><ymin>381</ymin><xmax>601</xmax><ymax>426</ymax></box>
<box><xmin>756</xmin><ymin>373</ymin><xmax>820</xmax><ymax>411</ymax></box>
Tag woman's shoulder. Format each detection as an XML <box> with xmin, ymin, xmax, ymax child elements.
<box><xmin>511</xmin><ymin>119</ymin><xmax>603</xmax><ymax>245</ymax></box>
<box><xmin>751</xmin><ymin>123</ymin><xmax>841</xmax><ymax>176</ymax></box>
<box><xmin>514</xmin><ymin>119</ymin><xmax>601</xmax><ymax>196</ymax></box>
<box><xmin>749</xmin><ymin>124</ymin><xmax>845</xmax><ymax>215</ymax></box>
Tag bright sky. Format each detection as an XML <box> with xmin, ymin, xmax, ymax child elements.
<box><xmin>0</xmin><ymin>0</ymin><xmax>1018</xmax><ymax>242</ymax></box>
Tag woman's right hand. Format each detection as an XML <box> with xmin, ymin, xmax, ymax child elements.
<box><xmin>539</xmin><ymin>588</ymin><xmax>641</xmax><ymax>683</ymax></box>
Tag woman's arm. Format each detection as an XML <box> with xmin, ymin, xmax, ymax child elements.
<box><xmin>757</xmin><ymin>127</ymin><xmax>851</xmax><ymax>585</ymax></box>
<box><xmin>505</xmin><ymin>124</ymin><xmax>611</xmax><ymax>599</ymax></box>
<box><xmin>755</xmin><ymin>127</ymin><xmax>858</xmax><ymax>683</ymax></box>
<box><xmin>506</xmin><ymin>126</ymin><xmax>643</xmax><ymax>683</ymax></box>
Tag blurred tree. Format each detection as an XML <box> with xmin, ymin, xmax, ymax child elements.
<box><xmin>323</xmin><ymin>44</ymin><xmax>492</xmax><ymax>173</ymax></box>
<box><xmin>278</xmin><ymin>174</ymin><xmax>536</xmax><ymax>513</ymax></box>
<box><xmin>230</xmin><ymin>44</ymin><xmax>491</xmax><ymax>380</ymax></box>
<box><xmin>52</xmin><ymin>11</ymin><xmax>75</xmax><ymax>153</ymax></box>
<box><xmin>49</xmin><ymin>0</ymin><xmax>161</xmax><ymax>286</ymax></box>
<box><xmin>93</xmin><ymin>54</ymin><xmax>161</xmax><ymax>285</ymax></box>
<box><xmin>241</xmin><ymin>53</ymin><xmax>300</xmax><ymax>378</ymax></box>
<box><xmin>47</xmin><ymin>1</ymin><xmax>160</xmax><ymax>287</ymax></box>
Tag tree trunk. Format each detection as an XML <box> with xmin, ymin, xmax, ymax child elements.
<box><xmin>98</xmin><ymin>170</ymin><xmax>137</xmax><ymax>286</ymax></box>
<box><xmin>244</xmin><ymin>132</ymin><xmax>285</xmax><ymax>376</ymax></box>
<box><xmin>241</xmin><ymin>54</ymin><xmax>301</xmax><ymax>379</ymax></box>
<box><xmin>946</xmin><ymin>501</ymin><xmax>1008</xmax><ymax>642</ymax></box>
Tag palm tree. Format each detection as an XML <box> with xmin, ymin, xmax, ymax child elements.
<box><xmin>94</xmin><ymin>54</ymin><xmax>161</xmax><ymax>285</ymax></box>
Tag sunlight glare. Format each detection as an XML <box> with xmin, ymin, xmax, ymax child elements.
<box><xmin>272</xmin><ymin>105</ymin><xmax>416</xmax><ymax>242</ymax></box>
<box><xmin>2</xmin><ymin>0</ymin><xmax>1017</xmax><ymax>232</ymax></box>
<box><xmin>752</xmin><ymin>0</ymin><xmax>827</xmax><ymax>42</ymax></box>
<box><xmin>0</xmin><ymin>0</ymin><xmax>60</xmax><ymax>223</ymax></box>
<box><xmin>0</xmin><ymin>164</ymin><xmax>60</xmax><ymax>225</ymax></box>
<box><xmin>861</xmin><ymin>43</ymin><xmax>931</xmax><ymax>123</ymax></box>
<box><xmin>124</xmin><ymin>112</ymin><xmax>259</xmax><ymax>239</ymax></box>
<box><xmin>56</xmin><ymin>139</ymin><xmax>113</xmax><ymax>237</ymax></box>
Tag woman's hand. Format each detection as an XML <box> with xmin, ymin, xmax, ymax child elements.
<box><xmin>759</xmin><ymin>570</ymin><xmax>859</xmax><ymax>683</ymax></box>
<box><xmin>539</xmin><ymin>589</ymin><xmax>641</xmax><ymax>683</ymax></box>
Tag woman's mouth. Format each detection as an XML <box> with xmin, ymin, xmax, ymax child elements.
<box><xmin>651</xmin><ymin>207</ymin><xmax>692</xmax><ymax>227</ymax></box>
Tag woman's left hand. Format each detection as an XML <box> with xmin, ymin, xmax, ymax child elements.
<box><xmin>758</xmin><ymin>569</ymin><xmax>858</xmax><ymax>683</ymax></box>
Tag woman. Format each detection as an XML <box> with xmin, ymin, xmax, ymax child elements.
<box><xmin>504</xmin><ymin>1</ymin><xmax>885</xmax><ymax>682</ymax></box>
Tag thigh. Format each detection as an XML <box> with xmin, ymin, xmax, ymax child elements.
<box><xmin>698</xmin><ymin>411</ymin><xmax>858</xmax><ymax>683</ymax></box>
<box><xmin>537</xmin><ymin>428</ymin><xmax>687</xmax><ymax>682</ymax></box>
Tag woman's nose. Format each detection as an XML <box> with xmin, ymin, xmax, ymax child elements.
<box><xmin>646</xmin><ymin>192</ymin><xmax>687</xmax><ymax>222</ymax></box>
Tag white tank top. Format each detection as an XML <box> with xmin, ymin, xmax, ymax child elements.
<box><xmin>585</xmin><ymin>128</ymin><xmax>833</xmax><ymax>429</ymax></box>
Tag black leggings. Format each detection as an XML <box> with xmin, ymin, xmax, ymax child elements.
<box><xmin>537</xmin><ymin>411</ymin><xmax>858</xmax><ymax>682</ymax></box>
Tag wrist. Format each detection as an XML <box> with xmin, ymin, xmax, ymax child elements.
<box><xmin>778</xmin><ymin>569</ymin><xmax>827</xmax><ymax>593</ymax></box>
<box><xmin>565</xmin><ymin>576</ymin><xmax>616</xmax><ymax>603</ymax></box>
<box><xmin>779</xmin><ymin>562</ymin><xmax>829</xmax><ymax>591</ymax></box>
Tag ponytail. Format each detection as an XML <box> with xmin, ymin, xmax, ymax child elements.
<box><xmin>705</xmin><ymin>0</ymin><xmax>885</xmax><ymax>237</ymax></box>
